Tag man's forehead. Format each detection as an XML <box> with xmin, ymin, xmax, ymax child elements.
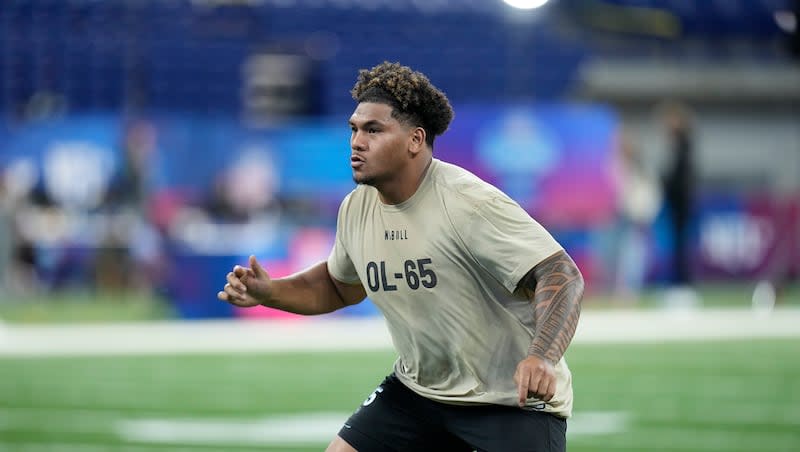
<box><xmin>350</xmin><ymin>102</ymin><xmax>395</xmax><ymax>124</ymax></box>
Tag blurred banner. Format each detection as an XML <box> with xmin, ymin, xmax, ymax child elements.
<box><xmin>694</xmin><ymin>193</ymin><xmax>799</xmax><ymax>281</ymax></box>
<box><xmin>437</xmin><ymin>104</ymin><xmax>618</xmax><ymax>228</ymax></box>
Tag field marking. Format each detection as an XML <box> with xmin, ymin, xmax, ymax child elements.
<box><xmin>0</xmin><ymin>407</ymin><xmax>627</xmax><ymax>447</ymax></box>
<box><xmin>0</xmin><ymin>443</ymin><xmax>210</xmax><ymax>452</ymax></box>
<box><xmin>0</xmin><ymin>308</ymin><xmax>799</xmax><ymax>356</ymax></box>
<box><xmin>116</xmin><ymin>412</ymin><xmax>346</xmax><ymax>446</ymax></box>
<box><xmin>115</xmin><ymin>411</ymin><xmax>627</xmax><ymax>446</ymax></box>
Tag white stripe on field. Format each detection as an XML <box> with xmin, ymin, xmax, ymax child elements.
<box><xmin>0</xmin><ymin>409</ymin><xmax>627</xmax><ymax>449</ymax></box>
<box><xmin>1</xmin><ymin>308</ymin><xmax>798</xmax><ymax>356</ymax></box>
<box><xmin>0</xmin><ymin>443</ymin><xmax>215</xmax><ymax>452</ymax></box>
<box><xmin>117</xmin><ymin>412</ymin><xmax>346</xmax><ymax>446</ymax></box>
<box><xmin>114</xmin><ymin>411</ymin><xmax>627</xmax><ymax>445</ymax></box>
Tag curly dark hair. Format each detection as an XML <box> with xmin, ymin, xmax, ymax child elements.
<box><xmin>351</xmin><ymin>62</ymin><xmax>454</xmax><ymax>147</ymax></box>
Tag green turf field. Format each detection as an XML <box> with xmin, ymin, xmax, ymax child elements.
<box><xmin>0</xmin><ymin>282</ymin><xmax>796</xmax><ymax>324</ymax></box>
<box><xmin>2</xmin><ymin>339</ymin><xmax>798</xmax><ymax>451</ymax></box>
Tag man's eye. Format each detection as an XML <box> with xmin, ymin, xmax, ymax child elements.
<box><xmin>368</xmin><ymin>128</ymin><xmax>378</xmax><ymax>134</ymax></box>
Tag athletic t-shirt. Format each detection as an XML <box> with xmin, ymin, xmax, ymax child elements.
<box><xmin>328</xmin><ymin>158</ymin><xmax>573</xmax><ymax>417</ymax></box>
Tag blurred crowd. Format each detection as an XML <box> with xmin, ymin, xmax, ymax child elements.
<box><xmin>2</xmin><ymin>92</ymin><xmax>798</xmax><ymax>311</ymax></box>
<box><xmin>1</xmin><ymin>1</ymin><xmax>797</xmax><ymax>310</ymax></box>
<box><xmin>0</xmin><ymin>112</ymin><xmax>286</xmax><ymax>299</ymax></box>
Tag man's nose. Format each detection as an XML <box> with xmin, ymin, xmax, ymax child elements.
<box><xmin>351</xmin><ymin>131</ymin><xmax>366</xmax><ymax>151</ymax></box>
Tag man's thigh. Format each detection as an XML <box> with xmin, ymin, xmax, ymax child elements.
<box><xmin>337</xmin><ymin>374</ymin><xmax>472</xmax><ymax>452</ymax></box>
<box><xmin>444</xmin><ymin>405</ymin><xmax>567</xmax><ymax>452</ymax></box>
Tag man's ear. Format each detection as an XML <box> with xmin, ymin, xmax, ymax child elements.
<box><xmin>409</xmin><ymin>127</ymin><xmax>426</xmax><ymax>155</ymax></box>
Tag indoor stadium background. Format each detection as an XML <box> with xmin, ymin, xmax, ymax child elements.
<box><xmin>1</xmin><ymin>0</ymin><xmax>798</xmax><ymax>451</ymax></box>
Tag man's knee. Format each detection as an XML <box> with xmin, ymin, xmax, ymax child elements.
<box><xmin>326</xmin><ymin>434</ymin><xmax>358</xmax><ymax>452</ymax></box>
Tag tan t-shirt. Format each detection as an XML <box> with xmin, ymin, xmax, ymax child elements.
<box><xmin>328</xmin><ymin>159</ymin><xmax>573</xmax><ymax>417</ymax></box>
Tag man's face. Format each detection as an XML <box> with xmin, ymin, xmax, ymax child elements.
<box><xmin>348</xmin><ymin>102</ymin><xmax>413</xmax><ymax>186</ymax></box>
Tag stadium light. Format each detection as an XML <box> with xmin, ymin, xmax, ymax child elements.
<box><xmin>503</xmin><ymin>0</ymin><xmax>549</xmax><ymax>10</ymax></box>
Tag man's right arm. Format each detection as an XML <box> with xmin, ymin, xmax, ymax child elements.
<box><xmin>268</xmin><ymin>261</ymin><xmax>366</xmax><ymax>315</ymax></box>
<box><xmin>219</xmin><ymin>256</ymin><xmax>366</xmax><ymax>315</ymax></box>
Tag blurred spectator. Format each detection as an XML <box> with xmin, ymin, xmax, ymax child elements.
<box><xmin>105</xmin><ymin>120</ymin><xmax>159</xmax><ymax>211</ymax></box>
<box><xmin>207</xmin><ymin>148</ymin><xmax>280</xmax><ymax>223</ymax></box>
<box><xmin>612</xmin><ymin>127</ymin><xmax>661</xmax><ymax>302</ymax></box>
<box><xmin>659</xmin><ymin>101</ymin><xmax>697</xmax><ymax>287</ymax></box>
<box><xmin>168</xmin><ymin>147</ymin><xmax>282</xmax><ymax>256</ymax></box>
<box><xmin>0</xmin><ymin>173</ymin><xmax>12</xmax><ymax>294</ymax></box>
<box><xmin>0</xmin><ymin>160</ymin><xmax>41</xmax><ymax>296</ymax></box>
<box><xmin>656</xmin><ymin>100</ymin><xmax>702</xmax><ymax>308</ymax></box>
<box><xmin>94</xmin><ymin>120</ymin><xmax>166</xmax><ymax>293</ymax></box>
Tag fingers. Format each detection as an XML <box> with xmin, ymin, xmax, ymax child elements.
<box><xmin>218</xmin><ymin>271</ymin><xmax>247</xmax><ymax>305</ymax></box>
<box><xmin>217</xmin><ymin>285</ymin><xmax>242</xmax><ymax>302</ymax></box>
<box><xmin>517</xmin><ymin>369</ymin><xmax>530</xmax><ymax>407</ymax></box>
<box><xmin>529</xmin><ymin>372</ymin><xmax>556</xmax><ymax>402</ymax></box>
<box><xmin>249</xmin><ymin>255</ymin><xmax>267</xmax><ymax>277</ymax></box>
<box><xmin>531</xmin><ymin>374</ymin><xmax>553</xmax><ymax>402</ymax></box>
<box><xmin>220</xmin><ymin>260</ymin><xmax>262</xmax><ymax>306</ymax></box>
<box><xmin>516</xmin><ymin>357</ymin><xmax>558</xmax><ymax>407</ymax></box>
<box><xmin>233</xmin><ymin>265</ymin><xmax>253</xmax><ymax>279</ymax></box>
<box><xmin>541</xmin><ymin>379</ymin><xmax>556</xmax><ymax>402</ymax></box>
<box><xmin>219</xmin><ymin>282</ymin><xmax>242</xmax><ymax>302</ymax></box>
<box><xmin>529</xmin><ymin>371</ymin><xmax>543</xmax><ymax>402</ymax></box>
<box><xmin>227</xmin><ymin>271</ymin><xmax>247</xmax><ymax>293</ymax></box>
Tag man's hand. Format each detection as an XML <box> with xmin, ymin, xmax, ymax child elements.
<box><xmin>513</xmin><ymin>355</ymin><xmax>557</xmax><ymax>407</ymax></box>
<box><xmin>217</xmin><ymin>255</ymin><xmax>273</xmax><ymax>308</ymax></box>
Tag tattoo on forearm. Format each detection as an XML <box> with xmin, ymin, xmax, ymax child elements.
<box><xmin>520</xmin><ymin>251</ymin><xmax>584</xmax><ymax>364</ymax></box>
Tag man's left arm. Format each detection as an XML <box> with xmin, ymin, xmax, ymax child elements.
<box><xmin>513</xmin><ymin>250</ymin><xmax>584</xmax><ymax>407</ymax></box>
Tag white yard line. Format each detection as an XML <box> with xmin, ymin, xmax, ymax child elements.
<box><xmin>573</xmin><ymin>307</ymin><xmax>800</xmax><ymax>343</ymax></box>
<box><xmin>0</xmin><ymin>407</ymin><xmax>627</xmax><ymax>446</ymax></box>
<box><xmin>0</xmin><ymin>443</ymin><xmax>214</xmax><ymax>452</ymax></box>
<box><xmin>115</xmin><ymin>410</ymin><xmax>627</xmax><ymax>445</ymax></box>
<box><xmin>0</xmin><ymin>308</ymin><xmax>798</xmax><ymax>357</ymax></box>
<box><xmin>116</xmin><ymin>412</ymin><xmax>349</xmax><ymax>446</ymax></box>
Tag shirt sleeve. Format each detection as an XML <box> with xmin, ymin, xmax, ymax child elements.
<box><xmin>459</xmin><ymin>195</ymin><xmax>563</xmax><ymax>293</ymax></box>
<box><xmin>327</xmin><ymin>194</ymin><xmax>361</xmax><ymax>284</ymax></box>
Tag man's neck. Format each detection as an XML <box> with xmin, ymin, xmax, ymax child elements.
<box><xmin>377</xmin><ymin>155</ymin><xmax>433</xmax><ymax>205</ymax></box>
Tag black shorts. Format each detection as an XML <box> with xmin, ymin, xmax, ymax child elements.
<box><xmin>338</xmin><ymin>374</ymin><xmax>567</xmax><ymax>452</ymax></box>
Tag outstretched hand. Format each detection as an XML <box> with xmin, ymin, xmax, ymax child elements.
<box><xmin>217</xmin><ymin>255</ymin><xmax>273</xmax><ymax>308</ymax></box>
<box><xmin>513</xmin><ymin>355</ymin><xmax>557</xmax><ymax>407</ymax></box>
